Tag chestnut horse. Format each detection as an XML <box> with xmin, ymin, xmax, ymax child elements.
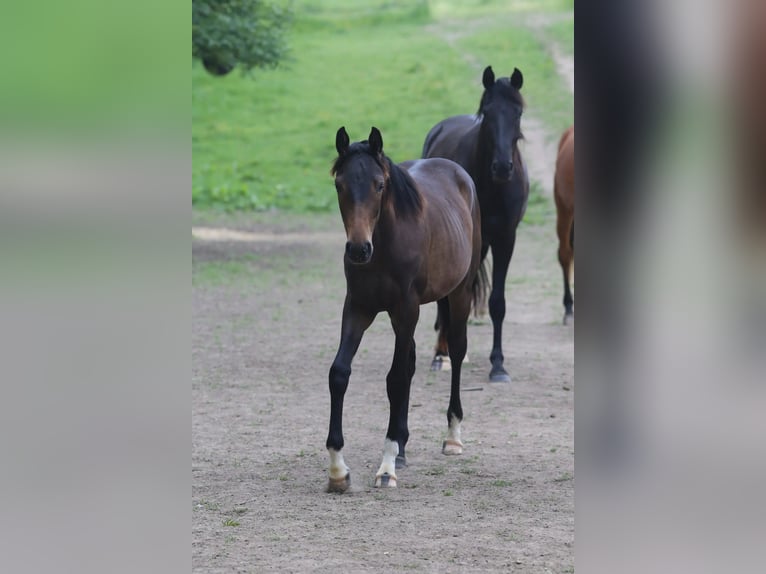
<box><xmin>554</xmin><ymin>125</ymin><xmax>575</xmax><ymax>324</ymax></box>
<box><xmin>422</xmin><ymin>65</ymin><xmax>529</xmax><ymax>382</ymax></box>
<box><xmin>326</xmin><ymin>127</ymin><xmax>486</xmax><ymax>492</ymax></box>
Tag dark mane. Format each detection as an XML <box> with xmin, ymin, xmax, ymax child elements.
<box><xmin>331</xmin><ymin>141</ymin><xmax>423</xmax><ymax>218</ymax></box>
<box><xmin>478</xmin><ymin>77</ymin><xmax>526</xmax><ymax>115</ymax></box>
<box><xmin>385</xmin><ymin>157</ymin><xmax>423</xmax><ymax>218</ymax></box>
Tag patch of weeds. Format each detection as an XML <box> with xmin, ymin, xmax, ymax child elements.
<box><xmin>195</xmin><ymin>499</ymin><xmax>220</xmax><ymax>511</ymax></box>
<box><xmin>425</xmin><ymin>466</ymin><xmax>446</xmax><ymax>476</ymax></box>
<box><xmin>232</xmin><ymin>507</ymin><xmax>248</xmax><ymax>515</ymax></box>
<box><xmin>278</xmin><ymin>474</ymin><xmax>289</xmax><ymax>481</ymax></box>
<box><xmin>222</xmin><ymin>519</ymin><xmax>240</xmax><ymax>527</ymax></box>
<box><xmin>553</xmin><ymin>472</ymin><xmax>573</xmax><ymax>482</ymax></box>
<box><xmin>443</xmin><ymin>489</ymin><xmax>454</xmax><ymax>496</ymax></box>
<box><xmin>459</xmin><ymin>467</ymin><xmax>477</xmax><ymax>475</ymax></box>
<box><xmin>550</xmin><ymin>447</ymin><xmax>558</xmax><ymax>453</ymax></box>
<box><xmin>491</xmin><ymin>479</ymin><xmax>514</xmax><ymax>487</ymax></box>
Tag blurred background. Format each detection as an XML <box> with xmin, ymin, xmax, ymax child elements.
<box><xmin>0</xmin><ymin>0</ymin><xmax>763</xmax><ymax>571</ymax></box>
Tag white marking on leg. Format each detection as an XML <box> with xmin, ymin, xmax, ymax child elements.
<box><xmin>328</xmin><ymin>448</ymin><xmax>349</xmax><ymax>480</ymax></box>
<box><xmin>447</xmin><ymin>414</ymin><xmax>462</xmax><ymax>445</ymax></box>
<box><xmin>442</xmin><ymin>414</ymin><xmax>464</xmax><ymax>455</ymax></box>
<box><xmin>375</xmin><ymin>438</ymin><xmax>399</xmax><ymax>481</ymax></box>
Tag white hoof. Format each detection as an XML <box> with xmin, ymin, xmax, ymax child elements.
<box><xmin>374</xmin><ymin>473</ymin><xmax>397</xmax><ymax>488</ymax></box>
<box><xmin>442</xmin><ymin>439</ymin><xmax>464</xmax><ymax>456</ymax></box>
<box><xmin>431</xmin><ymin>355</ymin><xmax>451</xmax><ymax>371</ymax></box>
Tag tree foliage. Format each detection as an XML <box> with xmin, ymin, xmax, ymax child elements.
<box><xmin>192</xmin><ymin>0</ymin><xmax>292</xmax><ymax>77</ymax></box>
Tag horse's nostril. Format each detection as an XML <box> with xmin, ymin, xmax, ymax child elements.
<box><xmin>363</xmin><ymin>242</ymin><xmax>372</xmax><ymax>256</ymax></box>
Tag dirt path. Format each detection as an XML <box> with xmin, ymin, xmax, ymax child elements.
<box><xmin>193</xmin><ymin>209</ymin><xmax>573</xmax><ymax>572</ymax></box>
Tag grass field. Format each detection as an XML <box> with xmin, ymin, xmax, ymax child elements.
<box><xmin>192</xmin><ymin>0</ymin><xmax>573</xmax><ymax>213</ymax></box>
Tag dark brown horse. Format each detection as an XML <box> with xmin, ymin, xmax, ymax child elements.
<box><xmin>423</xmin><ymin>65</ymin><xmax>529</xmax><ymax>383</ymax></box>
<box><xmin>326</xmin><ymin>126</ymin><xmax>486</xmax><ymax>492</ymax></box>
<box><xmin>554</xmin><ymin>125</ymin><xmax>575</xmax><ymax>324</ymax></box>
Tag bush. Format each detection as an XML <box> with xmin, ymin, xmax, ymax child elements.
<box><xmin>192</xmin><ymin>0</ymin><xmax>292</xmax><ymax>76</ymax></box>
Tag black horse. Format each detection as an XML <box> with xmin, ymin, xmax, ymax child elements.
<box><xmin>423</xmin><ymin>65</ymin><xmax>529</xmax><ymax>383</ymax></box>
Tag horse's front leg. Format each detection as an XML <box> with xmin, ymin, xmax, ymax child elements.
<box><xmin>326</xmin><ymin>297</ymin><xmax>375</xmax><ymax>493</ymax></box>
<box><xmin>488</xmin><ymin>237</ymin><xmax>514</xmax><ymax>383</ymax></box>
<box><xmin>375</xmin><ymin>302</ymin><xmax>419</xmax><ymax>488</ymax></box>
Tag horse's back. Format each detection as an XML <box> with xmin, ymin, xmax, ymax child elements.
<box><xmin>422</xmin><ymin>115</ymin><xmax>480</xmax><ymax>161</ymax></box>
<box><xmin>401</xmin><ymin>157</ymin><xmax>476</xmax><ymax>218</ymax></box>
<box><xmin>554</xmin><ymin>126</ymin><xmax>575</xmax><ymax>212</ymax></box>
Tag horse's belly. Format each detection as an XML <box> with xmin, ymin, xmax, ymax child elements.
<box><xmin>420</xmin><ymin>224</ymin><xmax>473</xmax><ymax>303</ymax></box>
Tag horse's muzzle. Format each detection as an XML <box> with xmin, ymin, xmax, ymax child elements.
<box><xmin>345</xmin><ymin>241</ymin><xmax>373</xmax><ymax>264</ymax></box>
<box><xmin>491</xmin><ymin>160</ymin><xmax>514</xmax><ymax>182</ymax></box>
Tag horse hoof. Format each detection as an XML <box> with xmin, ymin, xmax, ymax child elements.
<box><xmin>442</xmin><ymin>439</ymin><xmax>464</xmax><ymax>455</ymax></box>
<box><xmin>563</xmin><ymin>313</ymin><xmax>574</xmax><ymax>326</ymax></box>
<box><xmin>326</xmin><ymin>473</ymin><xmax>351</xmax><ymax>493</ymax></box>
<box><xmin>430</xmin><ymin>355</ymin><xmax>451</xmax><ymax>371</ymax></box>
<box><xmin>374</xmin><ymin>473</ymin><xmax>397</xmax><ymax>488</ymax></box>
<box><xmin>395</xmin><ymin>455</ymin><xmax>407</xmax><ymax>469</ymax></box>
<box><xmin>489</xmin><ymin>369</ymin><xmax>511</xmax><ymax>383</ymax></box>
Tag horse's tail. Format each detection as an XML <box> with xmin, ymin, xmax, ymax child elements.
<box><xmin>471</xmin><ymin>257</ymin><xmax>490</xmax><ymax>316</ymax></box>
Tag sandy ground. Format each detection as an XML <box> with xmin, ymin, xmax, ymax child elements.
<box><xmin>192</xmin><ymin>208</ymin><xmax>573</xmax><ymax>573</ymax></box>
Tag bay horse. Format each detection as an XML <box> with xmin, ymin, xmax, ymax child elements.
<box><xmin>554</xmin><ymin>125</ymin><xmax>575</xmax><ymax>324</ymax></box>
<box><xmin>326</xmin><ymin>126</ymin><xmax>485</xmax><ymax>492</ymax></box>
<box><xmin>422</xmin><ymin>65</ymin><xmax>529</xmax><ymax>382</ymax></box>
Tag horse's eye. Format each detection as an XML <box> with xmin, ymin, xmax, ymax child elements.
<box><xmin>376</xmin><ymin>182</ymin><xmax>384</xmax><ymax>193</ymax></box>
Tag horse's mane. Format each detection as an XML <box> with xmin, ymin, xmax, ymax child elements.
<box><xmin>331</xmin><ymin>141</ymin><xmax>423</xmax><ymax>218</ymax></box>
<box><xmin>477</xmin><ymin>77</ymin><xmax>526</xmax><ymax>115</ymax></box>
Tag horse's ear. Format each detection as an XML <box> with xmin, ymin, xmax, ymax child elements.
<box><xmin>336</xmin><ymin>126</ymin><xmax>350</xmax><ymax>156</ymax></box>
<box><xmin>482</xmin><ymin>66</ymin><xmax>495</xmax><ymax>89</ymax></box>
<box><xmin>368</xmin><ymin>127</ymin><xmax>383</xmax><ymax>154</ymax></box>
<box><xmin>510</xmin><ymin>67</ymin><xmax>523</xmax><ymax>90</ymax></box>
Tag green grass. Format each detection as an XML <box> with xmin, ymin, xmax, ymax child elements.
<box><xmin>193</xmin><ymin>0</ymin><xmax>573</xmax><ymax>212</ymax></box>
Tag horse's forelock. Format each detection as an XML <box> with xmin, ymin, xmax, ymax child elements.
<box><xmin>478</xmin><ymin>77</ymin><xmax>525</xmax><ymax>114</ymax></box>
<box><xmin>331</xmin><ymin>141</ymin><xmax>386</xmax><ymax>176</ymax></box>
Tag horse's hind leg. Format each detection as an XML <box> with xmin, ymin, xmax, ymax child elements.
<box><xmin>326</xmin><ymin>298</ymin><xmax>375</xmax><ymax>493</ymax></box>
<box><xmin>442</xmin><ymin>288</ymin><xmax>472</xmax><ymax>456</ymax></box>
<box><xmin>430</xmin><ymin>297</ymin><xmax>451</xmax><ymax>371</ymax></box>
<box><xmin>557</xmin><ymin>211</ymin><xmax>574</xmax><ymax>324</ymax></box>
